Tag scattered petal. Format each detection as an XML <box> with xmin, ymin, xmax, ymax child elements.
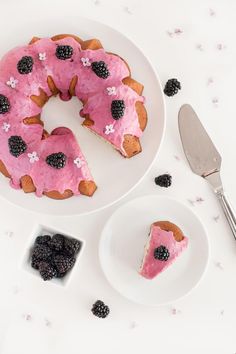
<box><xmin>39</xmin><ymin>52</ymin><xmax>46</xmax><ymax>61</ymax></box>
<box><xmin>196</xmin><ymin>197</ymin><xmax>204</xmax><ymax>203</ymax></box>
<box><xmin>216</xmin><ymin>43</ymin><xmax>226</xmax><ymax>51</ymax></box>
<box><xmin>4</xmin><ymin>230</ymin><xmax>14</xmax><ymax>238</ymax></box>
<box><xmin>28</xmin><ymin>151</ymin><xmax>39</xmax><ymax>164</ymax></box>
<box><xmin>123</xmin><ymin>6</ymin><xmax>133</xmax><ymax>14</ymax></box>
<box><xmin>174</xmin><ymin>155</ymin><xmax>181</xmax><ymax>161</ymax></box>
<box><xmin>209</xmin><ymin>8</ymin><xmax>216</xmax><ymax>16</ymax></box>
<box><xmin>215</xmin><ymin>261</ymin><xmax>224</xmax><ymax>270</ymax></box>
<box><xmin>171</xmin><ymin>307</ymin><xmax>181</xmax><ymax>315</ymax></box>
<box><xmin>166</xmin><ymin>28</ymin><xmax>183</xmax><ymax>37</ymax></box>
<box><xmin>6</xmin><ymin>77</ymin><xmax>18</xmax><ymax>89</ymax></box>
<box><xmin>213</xmin><ymin>215</ymin><xmax>220</xmax><ymax>222</ymax></box>
<box><xmin>104</xmin><ymin>124</ymin><xmax>115</xmax><ymax>135</ymax></box>
<box><xmin>212</xmin><ymin>97</ymin><xmax>219</xmax><ymax>107</ymax></box>
<box><xmin>188</xmin><ymin>199</ymin><xmax>195</xmax><ymax>206</ymax></box>
<box><xmin>207</xmin><ymin>77</ymin><xmax>214</xmax><ymax>86</ymax></box>
<box><xmin>81</xmin><ymin>57</ymin><xmax>91</xmax><ymax>67</ymax></box>
<box><xmin>22</xmin><ymin>313</ymin><xmax>32</xmax><ymax>321</ymax></box>
<box><xmin>196</xmin><ymin>43</ymin><xmax>204</xmax><ymax>51</ymax></box>
<box><xmin>2</xmin><ymin>122</ymin><xmax>11</xmax><ymax>132</ymax></box>
<box><xmin>130</xmin><ymin>321</ymin><xmax>138</xmax><ymax>329</ymax></box>
<box><xmin>106</xmin><ymin>86</ymin><xmax>116</xmax><ymax>95</ymax></box>
<box><xmin>74</xmin><ymin>157</ymin><xmax>84</xmax><ymax>168</ymax></box>
<box><xmin>44</xmin><ymin>318</ymin><xmax>52</xmax><ymax>327</ymax></box>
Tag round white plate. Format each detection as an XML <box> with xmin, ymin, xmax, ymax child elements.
<box><xmin>0</xmin><ymin>17</ymin><xmax>165</xmax><ymax>215</ymax></box>
<box><xmin>99</xmin><ymin>195</ymin><xmax>210</xmax><ymax>306</ymax></box>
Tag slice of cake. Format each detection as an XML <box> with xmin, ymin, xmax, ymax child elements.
<box><xmin>140</xmin><ymin>221</ymin><xmax>188</xmax><ymax>279</ymax></box>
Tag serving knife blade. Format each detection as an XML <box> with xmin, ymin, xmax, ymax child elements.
<box><xmin>178</xmin><ymin>104</ymin><xmax>236</xmax><ymax>240</ymax></box>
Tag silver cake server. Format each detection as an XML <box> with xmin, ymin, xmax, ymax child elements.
<box><xmin>178</xmin><ymin>104</ymin><xmax>236</xmax><ymax>240</ymax></box>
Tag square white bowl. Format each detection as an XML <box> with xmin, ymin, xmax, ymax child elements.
<box><xmin>22</xmin><ymin>224</ymin><xmax>85</xmax><ymax>287</ymax></box>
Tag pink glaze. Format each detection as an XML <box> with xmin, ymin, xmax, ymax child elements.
<box><xmin>0</xmin><ymin>36</ymin><xmax>144</xmax><ymax>196</ymax></box>
<box><xmin>140</xmin><ymin>225</ymin><xmax>188</xmax><ymax>279</ymax></box>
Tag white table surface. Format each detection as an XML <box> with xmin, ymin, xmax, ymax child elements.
<box><xmin>0</xmin><ymin>0</ymin><xmax>235</xmax><ymax>353</ymax></box>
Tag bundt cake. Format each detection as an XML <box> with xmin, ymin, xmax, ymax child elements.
<box><xmin>140</xmin><ymin>221</ymin><xmax>188</xmax><ymax>279</ymax></box>
<box><xmin>0</xmin><ymin>34</ymin><xmax>147</xmax><ymax>199</ymax></box>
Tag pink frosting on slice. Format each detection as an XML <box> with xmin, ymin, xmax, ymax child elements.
<box><xmin>0</xmin><ymin>36</ymin><xmax>144</xmax><ymax>196</ymax></box>
<box><xmin>140</xmin><ymin>225</ymin><xmax>188</xmax><ymax>279</ymax></box>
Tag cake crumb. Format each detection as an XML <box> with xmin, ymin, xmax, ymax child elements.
<box><xmin>213</xmin><ymin>215</ymin><xmax>220</xmax><ymax>222</ymax></box>
<box><xmin>22</xmin><ymin>313</ymin><xmax>32</xmax><ymax>321</ymax></box>
<box><xmin>130</xmin><ymin>321</ymin><xmax>138</xmax><ymax>329</ymax></box>
<box><xmin>217</xmin><ymin>43</ymin><xmax>226</xmax><ymax>51</ymax></box>
<box><xmin>209</xmin><ymin>8</ymin><xmax>216</xmax><ymax>17</ymax></box>
<box><xmin>196</xmin><ymin>43</ymin><xmax>204</xmax><ymax>51</ymax></box>
<box><xmin>45</xmin><ymin>318</ymin><xmax>52</xmax><ymax>327</ymax></box>
<box><xmin>123</xmin><ymin>6</ymin><xmax>133</xmax><ymax>15</ymax></box>
<box><xmin>215</xmin><ymin>261</ymin><xmax>224</xmax><ymax>270</ymax></box>
<box><xmin>212</xmin><ymin>97</ymin><xmax>219</xmax><ymax>107</ymax></box>
<box><xmin>171</xmin><ymin>307</ymin><xmax>181</xmax><ymax>315</ymax></box>
<box><xmin>207</xmin><ymin>77</ymin><xmax>214</xmax><ymax>86</ymax></box>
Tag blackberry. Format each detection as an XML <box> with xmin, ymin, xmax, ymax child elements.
<box><xmin>91</xmin><ymin>300</ymin><xmax>110</xmax><ymax>319</ymax></box>
<box><xmin>164</xmin><ymin>78</ymin><xmax>181</xmax><ymax>97</ymax></box>
<box><xmin>111</xmin><ymin>100</ymin><xmax>125</xmax><ymax>120</ymax></box>
<box><xmin>154</xmin><ymin>174</ymin><xmax>172</xmax><ymax>188</ymax></box>
<box><xmin>8</xmin><ymin>136</ymin><xmax>27</xmax><ymax>157</ymax></box>
<box><xmin>46</xmin><ymin>152</ymin><xmax>67</xmax><ymax>169</ymax></box>
<box><xmin>53</xmin><ymin>254</ymin><xmax>75</xmax><ymax>275</ymax></box>
<box><xmin>38</xmin><ymin>261</ymin><xmax>57</xmax><ymax>281</ymax></box>
<box><xmin>91</xmin><ymin>61</ymin><xmax>110</xmax><ymax>79</ymax></box>
<box><xmin>0</xmin><ymin>94</ymin><xmax>10</xmax><ymax>114</ymax></box>
<box><xmin>56</xmin><ymin>45</ymin><xmax>73</xmax><ymax>60</ymax></box>
<box><xmin>32</xmin><ymin>244</ymin><xmax>52</xmax><ymax>261</ymax></box>
<box><xmin>48</xmin><ymin>234</ymin><xmax>65</xmax><ymax>252</ymax></box>
<box><xmin>31</xmin><ymin>255</ymin><xmax>41</xmax><ymax>270</ymax></box>
<box><xmin>64</xmin><ymin>237</ymin><xmax>81</xmax><ymax>256</ymax></box>
<box><xmin>154</xmin><ymin>245</ymin><xmax>170</xmax><ymax>261</ymax></box>
<box><xmin>17</xmin><ymin>56</ymin><xmax>34</xmax><ymax>74</ymax></box>
<box><xmin>35</xmin><ymin>235</ymin><xmax>51</xmax><ymax>246</ymax></box>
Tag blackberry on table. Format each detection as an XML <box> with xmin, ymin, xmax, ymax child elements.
<box><xmin>46</xmin><ymin>152</ymin><xmax>67</xmax><ymax>169</ymax></box>
<box><xmin>111</xmin><ymin>100</ymin><xmax>125</xmax><ymax>120</ymax></box>
<box><xmin>154</xmin><ymin>245</ymin><xmax>170</xmax><ymax>261</ymax></box>
<box><xmin>32</xmin><ymin>244</ymin><xmax>52</xmax><ymax>261</ymax></box>
<box><xmin>56</xmin><ymin>45</ymin><xmax>73</xmax><ymax>60</ymax></box>
<box><xmin>91</xmin><ymin>300</ymin><xmax>110</xmax><ymax>319</ymax></box>
<box><xmin>91</xmin><ymin>61</ymin><xmax>110</xmax><ymax>79</ymax></box>
<box><xmin>154</xmin><ymin>174</ymin><xmax>172</xmax><ymax>188</ymax></box>
<box><xmin>53</xmin><ymin>254</ymin><xmax>75</xmax><ymax>275</ymax></box>
<box><xmin>8</xmin><ymin>136</ymin><xmax>27</xmax><ymax>158</ymax></box>
<box><xmin>17</xmin><ymin>56</ymin><xmax>34</xmax><ymax>74</ymax></box>
<box><xmin>38</xmin><ymin>261</ymin><xmax>57</xmax><ymax>281</ymax></box>
<box><xmin>0</xmin><ymin>94</ymin><xmax>10</xmax><ymax>114</ymax></box>
<box><xmin>49</xmin><ymin>234</ymin><xmax>65</xmax><ymax>252</ymax></box>
<box><xmin>64</xmin><ymin>237</ymin><xmax>81</xmax><ymax>256</ymax></box>
<box><xmin>164</xmin><ymin>78</ymin><xmax>181</xmax><ymax>97</ymax></box>
<box><xmin>35</xmin><ymin>235</ymin><xmax>51</xmax><ymax>246</ymax></box>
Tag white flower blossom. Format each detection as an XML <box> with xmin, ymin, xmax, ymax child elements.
<box><xmin>39</xmin><ymin>52</ymin><xmax>46</xmax><ymax>61</ymax></box>
<box><xmin>106</xmin><ymin>86</ymin><xmax>116</xmax><ymax>95</ymax></box>
<box><xmin>104</xmin><ymin>124</ymin><xmax>115</xmax><ymax>135</ymax></box>
<box><xmin>74</xmin><ymin>157</ymin><xmax>84</xmax><ymax>168</ymax></box>
<box><xmin>28</xmin><ymin>151</ymin><xmax>39</xmax><ymax>164</ymax></box>
<box><xmin>6</xmin><ymin>77</ymin><xmax>18</xmax><ymax>89</ymax></box>
<box><xmin>81</xmin><ymin>57</ymin><xmax>91</xmax><ymax>67</ymax></box>
<box><xmin>2</xmin><ymin>122</ymin><xmax>10</xmax><ymax>132</ymax></box>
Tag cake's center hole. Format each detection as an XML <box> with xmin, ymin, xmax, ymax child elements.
<box><xmin>41</xmin><ymin>95</ymin><xmax>83</xmax><ymax>134</ymax></box>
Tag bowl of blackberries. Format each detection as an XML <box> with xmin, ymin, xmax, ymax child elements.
<box><xmin>25</xmin><ymin>225</ymin><xmax>84</xmax><ymax>286</ymax></box>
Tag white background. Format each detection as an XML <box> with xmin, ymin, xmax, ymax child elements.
<box><xmin>0</xmin><ymin>0</ymin><xmax>236</xmax><ymax>353</ymax></box>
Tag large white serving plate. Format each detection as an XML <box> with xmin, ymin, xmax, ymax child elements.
<box><xmin>0</xmin><ymin>17</ymin><xmax>165</xmax><ymax>215</ymax></box>
<box><xmin>99</xmin><ymin>195</ymin><xmax>210</xmax><ymax>306</ymax></box>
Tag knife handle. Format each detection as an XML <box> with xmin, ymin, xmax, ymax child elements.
<box><xmin>217</xmin><ymin>192</ymin><xmax>236</xmax><ymax>240</ymax></box>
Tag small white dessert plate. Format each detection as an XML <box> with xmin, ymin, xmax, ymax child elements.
<box><xmin>99</xmin><ymin>195</ymin><xmax>210</xmax><ymax>306</ymax></box>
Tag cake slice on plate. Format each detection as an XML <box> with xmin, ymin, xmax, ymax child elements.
<box><xmin>140</xmin><ymin>221</ymin><xmax>188</xmax><ymax>279</ymax></box>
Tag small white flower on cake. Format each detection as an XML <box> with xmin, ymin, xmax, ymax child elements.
<box><xmin>2</xmin><ymin>122</ymin><xmax>10</xmax><ymax>132</ymax></box>
<box><xmin>81</xmin><ymin>57</ymin><xmax>91</xmax><ymax>67</ymax></box>
<box><xmin>104</xmin><ymin>124</ymin><xmax>115</xmax><ymax>135</ymax></box>
<box><xmin>74</xmin><ymin>157</ymin><xmax>84</xmax><ymax>168</ymax></box>
<box><xmin>106</xmin><ymin>87</ymin><xmax>116</xmax><ymax>95</ymax></box>
<box><xmin>28</xmin><ymin>151</ymin><xmax>39</xmax><ymax>164</ymax></box>
<box><xmin>6</xmin><ymin>77</ymin><xmax>18</xmax><ymax>89</ymax></box>
<box><xmin>39</xmin><ymin>52</ymin><xmax>46</xmax><ymax>61</ymax></box>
